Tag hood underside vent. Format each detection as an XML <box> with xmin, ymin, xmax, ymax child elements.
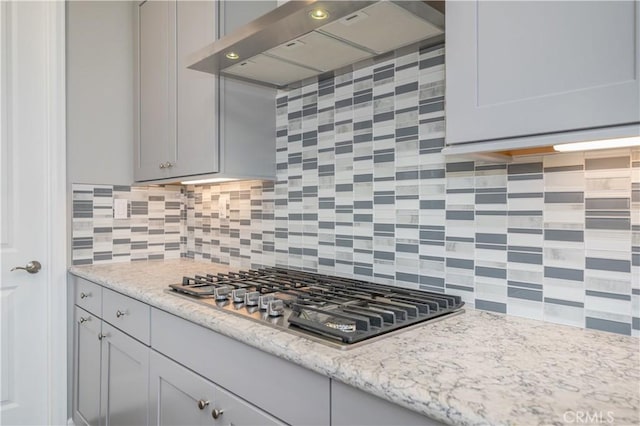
<box><xmin>188</xmin><ymin>1</ymin><xmax>445</xmax><ymax>89</ymax></box>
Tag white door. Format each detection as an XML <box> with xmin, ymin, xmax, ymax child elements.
<box><xmin>0</xmin><ymin>2</ymin><xmax>67</xmax><ymax>425</ymax></box>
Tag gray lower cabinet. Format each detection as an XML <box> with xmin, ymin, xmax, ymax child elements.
<box><xmin>445</xmin><ymin>0</ymin><xmax>640</xmax><ymax>148</ymax></box>
<box><xmin>73</xmin><ymin>306</ymin><xmax>150</xmax><ymax>426</ymax></box>
<box><xmin>151</xmin><ymin>307</ymin><xmax>330</xmax><ymax>425</ymax></box>
<box><xmin>331</xmin><ymin>381</ymin><xmax>445</xmax><ymax>426</ymax></box>
<box><xmin>100</xmin><ymin>322</ymin><xmax>150</xmax><ymax>426</ymax></box>
<box><xmin>149</xmin><ymin>350</ymin><xmax>283</xmax><ymax>426</ymax></box>
<box><xmin>73</xmin><ymin>307</ymin><xmax>102</xmax><ymax>426</ymax></box>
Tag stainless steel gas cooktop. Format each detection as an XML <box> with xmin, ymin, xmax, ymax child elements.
<box><xmin>168</xmin><ymin>267</ymin><xmax>464</xmax><ymax>350</ymax></box>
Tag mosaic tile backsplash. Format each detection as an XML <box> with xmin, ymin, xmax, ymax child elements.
<box><xmin>72</xmin><ymin>44</ymin><xmax>640</xmax><ymax>336</ymax></box>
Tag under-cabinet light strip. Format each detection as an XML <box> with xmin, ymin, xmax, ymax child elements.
<box><xmin>553</xmin><ymin>136</ymin><xmax>640</xmax><ymax>152</ymax></box>
<box><xmin>181</xmin><ymin>177</ymin><xmax>239</xmax><ymax>185</ymax></box>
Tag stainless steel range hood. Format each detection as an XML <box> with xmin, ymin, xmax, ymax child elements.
<box><xmin>187</xmin><ymin>1</ymin><xmax>445</xmax><ymax>89</ymax></box>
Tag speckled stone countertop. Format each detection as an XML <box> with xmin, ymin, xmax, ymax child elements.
<box><xmin>69</xmin><ymin>259</ymin><xmax>640</xmax><ymax>426</ymax></box>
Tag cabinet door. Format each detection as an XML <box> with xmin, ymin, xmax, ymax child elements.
<box><xmin>73</xmin><ymin>307</ymin><xmax>102</xmax><ymax>426</ymax></box>
<box><xmin>175</xmin><ymin>0</ymin><xmax>218</xmax><ymax>177</ymax></box>
<box><xmin>149</xmin><ymin>351</ymin><xmax>216</xmax><ymax>426</ymax></box>
<box><xmin>446</xmin><ymin>1</ymin><xmax>640</xmax><ymax>145</ymax></box>
<box><xmin>214</xmin><ymin>386</ymin><xmax>284</xmax><ymax>426</ymax></box>
<box><xmin>100</xmin><ymin>322</ymin><xmax>150</xmax><ymax>426</ymax></box>
<box><xmin>137</xmin><ymin>0</ymin><xmax>176</xmax><ymax>181</ymax></box>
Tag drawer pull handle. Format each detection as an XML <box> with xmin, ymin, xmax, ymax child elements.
<box><xmin>197</xmin><ymin>400</ymin><xmax>209</xmax><ymax>410</ymax></box>
<box><xmin>80</xmin><ymin>292</ymin><xmax>91</xmax><ymax>299</ymax></box>
<box><xmin>116</xmin><ymin>310</ymin><xmax>127</xmax><ymax>318</ymax></box>
<box><xmin>79</xmin><ymin>317</ymin><xmax>89</xmax><ymax>324</ymax></box>
<box><xmin>211</xmin><ymin>408</ymin><xmax>224</xmax><ymax>419</ymax></box>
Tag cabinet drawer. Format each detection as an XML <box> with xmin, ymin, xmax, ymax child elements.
<box><xmin>74</xmin><ymin>277</ymin><xmax>102</xmax><ymax>316</ymax></box>
<box><xmin>151</xmin><ymin>308</ymin><xmax>330</xmax><ymax>425</ymax></box>
<box><xmin>102</xmin><ymin>288</ymin><xmax>150</xmax><ymax>345</ymax></box>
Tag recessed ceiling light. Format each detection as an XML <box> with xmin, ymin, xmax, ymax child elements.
<box><xmin>553</xmin><ymin>136</ymin><xmax>640</xmax><ymax>152</ymax></box>
<box><xmin>309</xmin><ymin>8</ymin><xmax>329</xmax><ymax>20</ymax></box>
<box><xmin>225</xmin><ymin>52</ymin><xmax>240</xmax><ymax>60</ymax></box>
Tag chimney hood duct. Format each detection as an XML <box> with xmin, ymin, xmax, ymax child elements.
<box><xmin>187</xmin><ymin>1</ymin><xmax>445</xmax><ymax>89</ymax></box>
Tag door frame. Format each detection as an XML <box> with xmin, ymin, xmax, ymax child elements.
<box><xmin>46</xmin><ymin>1</ymin><xmax>67</xmax><ymax>424</ymax></box>
<box><xmin>39</xmin><ymin>1</ymin><xmax>67</xmax><ymax>424</ymax></box>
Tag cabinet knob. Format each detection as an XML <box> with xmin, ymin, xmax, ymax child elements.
<box><xmin>97</xmin><ymin>333</ymin><xmax>108</xmax><ymax>341</ymax></box>
<box><xmin>197</xmin><ymin>399</ymin><xmax>209</xmax><ymax>410</ymax></box>
<box><xmin>211</xmin><ymin>408</ymin><xmax>224</xmax><ymax>419</ymax></box>
<box><xmin>159</xmin><ymin>163</ymin><xmax>165</xmax><ymax>169</ymax></box>
<box><xmin>164</xmin><ymin>161</ymin><xmax>173</xmax><ymax>168</ymax></box>
<box><xmin>80</xmin><ymin>292</ymin><xmax>91</xmax><ymax>299</ymax></box>
<box><xmin>116</xmin><ymin>310</ymin><xmax>127</xmax><ymax>318</ymax></box>
<box><xmin>79</xmin><ymin>317</ymin><xmax>88</xmax><ymax>324</ymax></box>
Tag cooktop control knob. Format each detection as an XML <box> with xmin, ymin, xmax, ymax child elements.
<box><xmin>259</xmin><ymin>294</ymin><xmax>275</xmax><ymax>310</ymax></box>
<box><xmin>267</xmin><ymin>300</ymin><xmax>284</xmax><ymax>317</ymax></box>
<box><xmin>244</xmin><ymin>291</ymin><xmax>260</xmax><ymax>306</ymax></box>
<box><xmin>214</xmin><ymin>285</ymin><xmax>232</xmax><ymax>301</ymax></box>
<box><xmin>232</xmin><ymin>288</ymin><xmax>246</xmax><ymax>303</ymax></box>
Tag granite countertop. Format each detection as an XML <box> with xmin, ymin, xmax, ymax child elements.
<box><xmin>69</xmin><ymin>259</ymin><xmax>640</xmax><ymax>426</ymax></box>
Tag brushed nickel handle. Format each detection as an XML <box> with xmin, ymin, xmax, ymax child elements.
<box><xmin>197</xmin><ymin>400</ymin><xmax>209</xmax><ymax>410</ymax></box>
<box><xmin>164</xmin><ymin>161</ymin><xmax>173</xmax><ymax>168</ymax></box>
<box><xmin>98</xmin><ymin>333</ymin><xmax>108</xmax><ymax>341</ymax></box>
<box><xmin>80</xmin><ymin>292</ymin><xmax>91</xmax><ymax>299</ymax></box>
<box><xmin>211</xmin><ymin>408</ymin><xmax>224</xmax><ymax>419</ymax></box>
<box><xmin>10</xmin><ymin>260</ymin><xmax>41</xmax><ymax>274</ymax></box>
<box><xmin>116</xmin><ymin>310</ymin><xmax>127</xmax><ymax>318</ymax></box>
<box><xmin>159</xmin><ymin>163</ymin><xmax>166</xmax><ymax>169</ymax></box>
<box><xmin>79</xmin><ymin>317</ymin><xmax>88</xmax><ymax>324</ymax></box>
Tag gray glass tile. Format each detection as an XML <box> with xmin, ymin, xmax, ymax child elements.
<box><xmin>508</xmin><ymin>252</ymin><xmax>543</xmax><ymax>265</ymax></box>
<box><xmin>544</xmin><ymin>230</ymin><xmax>584</xmax><ymax>242</ymax></box>
<box><xmin>586</xmin><ymin>317</ymin><xmax>631</xmax><ymax>335</ymax></box>
<box><xmin>585</xmin><ymin>218</ymin><xmax>631</xmax><ymax>230</ymax></box>
<box><xmin>475</xmin><ymin>266</ymin><xmax>506</xmax><ymax>279</ymax></box>
<box><xmin>446</xmin><ymin>258</ymin><xmax>474</xmax><ymax>269</ymax></box>
<box><xmin>446</xmin><ymin>211</ymin><xmax>474</xmax><ymax>220</ymax></box>
<box><xmin>585</xmin><ymin>198</ymin><xmax>630</xmax><ymax>210</ymax></box>
<box><xmin>585</xmin><ymin>257</ymin><xmax>631</xmax><ymax>273</ymax></box>
<box><xmin>544</xmin><ymin>267</ymin><xmax>584</xmax><ymax>281</ymax></box>
<box><xmin>475</xmin><ymin>300</ymin><xmax>507</xmax><ymax>314</ymax></box>
<box><xmin>544</xmin><ymin>192</ymin><xmax>584</xmax><ymax>203</ymax></box>
<box><xmin>445</xmin><ymin>161</ymin><xmax>474</xmax><ymax>172</ymax></box>
<box><xmin>508</xmin><ymin>287</ymin><xmax>542</xmax><ymax>302</ymax></box>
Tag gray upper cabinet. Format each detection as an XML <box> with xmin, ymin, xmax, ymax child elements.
<box><xmin>445</xmin><ymin>1</ymin><xmax>640</xmax><ymax>149</ymax></box>
<box><xmin>134</xmin><ymin>0</ymin><xmax>276</xmax><ymax>183</ymax></box>
<box><xmin>137</xmin><ymin>0</ymin><xmax>177</xmax><ymax>180</ymax></box>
